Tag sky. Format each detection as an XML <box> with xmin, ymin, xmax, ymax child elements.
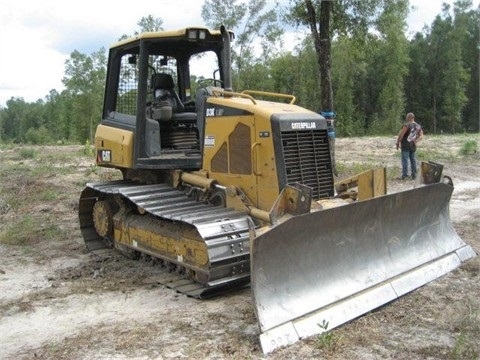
<box><xmin>0</xmin><ymin>0</ymin><xmax>478</xmax><ymax>107</ymax></box>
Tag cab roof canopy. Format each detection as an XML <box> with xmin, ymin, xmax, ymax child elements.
<box><xmin>110</xmin><ymin>27</ymin><xmax>233</xmax><ymax>58</ymax></box>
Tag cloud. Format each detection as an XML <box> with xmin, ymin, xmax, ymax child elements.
<box><xmin>0</xmin><ymin>0</ymin><xmax>206</xmax><ymax>105</ymax></box>
<box><xmin>0</xmin><ymin>6</ymin><xmax>67</xmax><ymax>104</ymax></box>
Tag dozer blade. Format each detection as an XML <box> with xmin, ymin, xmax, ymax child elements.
<box><xmin>251</xmin><ymin>182</ymin><xmax>476</xmax><ymax>354</ymax></box>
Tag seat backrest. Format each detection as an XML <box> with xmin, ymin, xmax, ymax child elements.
<box><xmin>151</xmin><ymin>73</ymin><xmax>184</xmax><ymax>112</ymax></box>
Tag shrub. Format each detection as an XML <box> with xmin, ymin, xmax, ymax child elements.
<box><xmin>19</xmin><ymin>147</ymin><xmax>36</xmax><ymax>159</ymax></box>
<box><xmin>25</xmin><ymin>125</ymin><xmax>52</xmax><ymax>145</ymax></box>
<box><xmin>459</xmin><ymin>139</ymin><xmax>477</xmax><ymax>156</ymax></box>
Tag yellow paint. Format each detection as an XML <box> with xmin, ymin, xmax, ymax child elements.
<box><xmin>95</xmin><ymin>124</ymin><xmax>133</xmax><ymax>169</ymax></box>
<box><xmin>113</xmin><ymin>215</ymin><xmax>209</xmax><ymax>267</ymax></box>
<box><xmin>202</xmin><ymin>95</ymin><xmax>316</xmax><ymax>212</ymax></box>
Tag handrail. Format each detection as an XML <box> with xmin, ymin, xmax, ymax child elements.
<box><xmin>211</xmin><ymin>89</ymin><xmax>257</xmax><ymax>105</ymax></box>
<box><xmin>210</xmin><ymin>89</ymin><xmax>297</xmax><ymax>105</ymax></box>
<box><xmin>241</xmin><ymin>90</ymin><xmax>296</xmax><ymax>104</ymax></box>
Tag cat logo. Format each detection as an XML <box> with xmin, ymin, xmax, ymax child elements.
<box><xmin>98</xmin><ymin>150</ymin><xmax>111</xmax><ymax>162</ymax></box>
<box><xmin>291</xmin><ymin>122</ymin><xmax>316</xmax><ymax>130</ymax></box>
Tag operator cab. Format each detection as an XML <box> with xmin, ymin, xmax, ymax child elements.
<box><xmin>100</xmin><ymin>27</ymin><xmax>233</xmax><ymax>170</ymax></box>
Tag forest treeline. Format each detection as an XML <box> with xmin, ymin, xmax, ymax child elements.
<box><xmin>0</xmin><ymin>0</ymin><xmax>479</xmax><ymax>145</ymax></box>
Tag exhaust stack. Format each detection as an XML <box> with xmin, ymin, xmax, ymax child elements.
<box><xmin>220</xmin><ymin>25</ymin><xmax>233</xmax><ymax>92</ymax></box>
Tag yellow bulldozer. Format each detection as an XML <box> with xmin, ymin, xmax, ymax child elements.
<box><xmin>79</xmin><ymin>26</ymin><xmax>476</xmax><ymax>353</ymax></box>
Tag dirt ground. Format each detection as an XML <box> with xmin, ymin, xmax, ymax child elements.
<box><xmin>0</xmin><ymin>134</ymin><xmax>479</xmax><ymax>360</ymax></box>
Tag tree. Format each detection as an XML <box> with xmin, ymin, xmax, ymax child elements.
<box><xmin>331</xmin><ymin>35</ymin><xmax>369</xmax><ymax>136</ymax></box>
<box><xmin>405</xmin><ymin>33</ymin><xmax>432</xmax><ymax>132</ymax></box>
<box><xmin>119</xmin><ymin>15</ymin><xmax>164</xmax><ymax>40</ymax></box>
<box><xmin>423</xmin><ymin>3</ymin><xmax>469</xmax><ymax>133</ymax></box>
<box><xmin>43</xmin><ymin>89</ymin><xmax>72</xmax><ymax>142</ymax></box>
<box><xmin>269</xmin><ymin>38</ymin><xmax>320</xmax><ymax>107</ymax></box>
<box><xmin>287</xmin><ymin>0</ymin><xmax>332</xmax><ymax>112</ymax></box>
<box><xmin>452</xmin><ymin>0</ymin><xmax>479</xmax><ymax>131</ymax></box>
<box><xmin>137</xmin><ymin>15</ymin><xmax>164</xmax><ymax>32</ymax></box>
<box><xmin>0</xmin><ymin>106</ymin><xmax>4</xmax><ymax>142</ymax></box>
<box><xmin>0</xmin><ymin>98</ymin><xmax>49</xmax><ymax>143</ymax></box>
<box><xmin>1</xmin><ymin>97</ymin><xmax>28</xmax><ymax>142</ymax></box>
<box><xmin>441</xmin><ymin>30</ymin><xmax>469</xmax><ymax>133</ymax></box>
<box><xmin>287</xmin><ymin>0</ymin><xmax>384</xmax><ymax>113</ymax></box>
<box><xmin>201</xmin><ymin>0</ymin><xmax>284</xmax><ymax>90</ymax></box>
<box><xmin>62</xmin><ymin>49</ymin><xmax>107</xmax><ymax>142</ymax></box>
<box><xmin>373</xmin><ymin>0</ymin><xmax>409</xmax><ymax>134</ymax></box>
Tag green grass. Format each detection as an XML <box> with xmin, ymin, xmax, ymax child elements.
<box><xmin>315</xmin><ymin>320</ymin><xmax>340</xmax><ymax>351</ymax></box>
<box><xmin>0</xmin><ymin>145</ymin><xmax>88</xmax><ymax>249</ymax></box>
<box><xmin>0</xmin><ymin>215</ymin><xmax>37</xmax><ymax>245</ymax></box>
<box><xmin>449</xmin><ymin>299</ymin><xmax>480</xmax><ymax>359</ymax></box>
<box><xmin>416</xmin><ymin>147</ymin><xmax>459</xmax><ymax>162</ymax></box>
<box><xmin>450</xmin><ymin>331</ymin><xmax>478</xmax><ymax>359</ymax></box>
<box><xmin>0</xmin><ymin>214</ymin><xmax>63</xmax><ymax>246</ymax></box>
<box><xmin>335</xmin><ymin>161</ymin><xmax>386</xmax><ymax>180</ymax></box>
<box><xmin>335</xmin><ymin>161</ymin><xmax>400</xmax><ymax>182</ymax></box>
<box><xmin>19</xmin><ymin>147</ymin><xmax>36</xmax><ymax>159</ymax></box>
<box><xmin>459</xmin><ymin>139</ymin><xmax>478</xmax><ymax>156</ymax></box>
<box><xmin>39</xmin><ymin>188</ymin><xmax>61</xmax><ymax>201</ymax></box>
<box><xmin>0</xmin><ymin>144</ymin><xmax>119</xmax><ymax>252</ymax></box>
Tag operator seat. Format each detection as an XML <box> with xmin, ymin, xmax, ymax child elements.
<box><xmin>152</xmin><ymin>73</ymin><xmax>185</xmax><ymax>113</ymax></box>
<box><xmin>149</xmin><ymin>73</ymin><xmax>197</xmax><ymax>124</ymax></box>
<box><xmin>148</xmin><ymin>73</ymin><xmax>199</xmax><ymax>151</ymax></box>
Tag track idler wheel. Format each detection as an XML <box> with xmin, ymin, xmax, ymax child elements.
<box><xmin>92</xmin><ymin>200</ymin><xmax>116</xmax><ymax>239</ymax></box>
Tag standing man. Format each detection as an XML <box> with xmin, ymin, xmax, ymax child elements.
<box><xmin>396</xmin><ymin>112</ymin><xmax>423</xmax><ymax>180</ymax></box>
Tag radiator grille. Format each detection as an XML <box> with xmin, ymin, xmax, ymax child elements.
<box><xmin>281</xmin><ymin>129</ymin><xmax>334</xmax><ymax>199</ymax></box>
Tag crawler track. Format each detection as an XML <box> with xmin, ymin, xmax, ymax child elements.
<box><xmin>79</xmin><ymin>180</ymin><xmax>251</xmax><ymax>298</ymax></box>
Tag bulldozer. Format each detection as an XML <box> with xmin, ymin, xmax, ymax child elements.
<box><xmin>79</xmin><ymin>26</ymin><xmax>476</xmax><ymax>353</ymax></box>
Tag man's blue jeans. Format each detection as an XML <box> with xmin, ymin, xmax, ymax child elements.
<box><xmin>401</xmin><ymin>150</ymin><xmax>417</xmax><ymax>179</ymax></box>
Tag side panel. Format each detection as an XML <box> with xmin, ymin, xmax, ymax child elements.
<box><xmin>202</xmin><ymin>98</ymin><xmax>280</xmax><ymax>210</ymax></box>
<box><xmin>95</xmin><ymin>124</ymin><xmax>134</xmax><ymax>168</ymax></box>
<box><xmin>251</xmin><ymin>113</ymin><xmax>285</xmax><ymax>211</ymax></box>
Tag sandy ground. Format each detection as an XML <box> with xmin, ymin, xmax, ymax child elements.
<box><xmin>0</xmin><ymin>134</ymin><xmax>479</xmax><ymax>360</ymax></box>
